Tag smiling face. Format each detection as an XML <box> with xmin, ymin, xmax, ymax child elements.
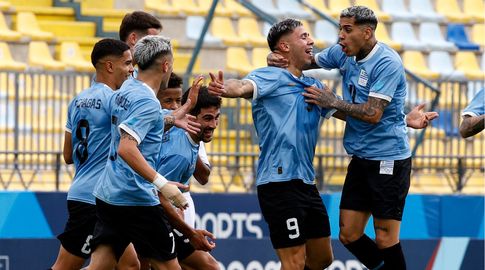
<box><xmin>194</xmin><ymin>106</ymin><xmax>220</xmax><ymax>143</ymax></box>
<box><xmin>286</xmin><ymin>25</ymin><xmax>314</xmax><ymax>69</ymax></box>
<box><xmin>112</xmin><ymin>50</ymin><xmax>134</xmax><ymax>89</ymax></box>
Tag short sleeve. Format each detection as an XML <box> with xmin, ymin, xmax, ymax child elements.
<box><xmin>244</xmin><ymin>67</ymin><xmax>283</xmax><ymax>100</ymax></box>
<box><xmin>157</xmin><ymin>154</ymin><xmax>191</xmax><ymax>182</ymax></box>
<box><xmin>315</xmin><ymin>44</ymin><xmax>347</xmax><ymax>70</ymax></box>
<box><xmin>462</xmin><ymin>89</ymin><xmax>484</xmax><ymax>117</ymax></box>
<box><xmin>198</xmin><ymin>142</ymin><xmax>210</xmax><ymax>167</ymax></box>
<box><xmin>119</xmin><ymin>98</ymin><xmax>161</xmax><ymax>144</ymax></box>
<box><xmin>368</xmin><ymin>59</ymin><xmax>403</xmax><ymax>102</ymax></box>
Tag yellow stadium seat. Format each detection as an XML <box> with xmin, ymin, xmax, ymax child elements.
<box><xmin>198</xmin><ymin>0</ymin><xmax>232</xmax><ymax>16</ymax></box>
<box><xmin>212</xmin><ymin>17</ymin><xmax>247</xmax><ymax>46</ymax></box>
<box><xmin>0</xmin><ymin>1</ymin><xmax>11</xmax><ymax>11</ymax></box>
<box><xmin>15</xmin><ymin>12</ymin><xmax>54</xmax><ymax>40</ymax></box>
<box><xmin>58</xmin><ymin>41</ymin><xmax>94</xmax><ymax>72</ymax></box>
<box><xmin>224</xmin><ymin>0</ymin><xmax>253</xmax><ymax>17</ymax></box>
<box><xmin>252</xmin><ymin>47</ymin><xmax>270</xmax><ymax>69</ymax></box>
<box><xmin>375</xmin><ymin>24</ymin><xmax>402</xmax><ymax>51</ymax></box>
<box><xmin>144</xmin><ymin>0</ymin><xmax>180</xmax><ymax>15</ymax></box>
<box><xmin>472</xmin><ymin>24</ymin><xmax>485</xmax><ymax>48</ymax></box>
<box><xmin>303</xmin><ymin>0</ymin><xmax>331</xmax><ymax>15</ymax></box>
<box><xmin>454</xmin><ymin>52</ymin><xmax>485</xmax><ymax>80</ymax></box>
<box><xmin>0</xmin><ymin>42</ymin><xmax>27</xmax><ymax>71</ymax></box>
<box><xmin>172</xmin><ymin>52</ymin><xmax>201</xmax><ymax>74</ymax></box>
<box><xmin>435</xmin><ymin>0</ymin><xmax>473</xmax><ymax>23</ymax></box>
<box><xmin>328</xmin><ymin>0</ymin><xmax>351</xmax><ymax>18</ymax></box>
<box><xmin>354</xmin><ymin>0</ymin><xmax>391</xmax><ymax>21</ymax></box>
<box><xmin>402</xmin><ymin>51</ymin><xmax>440</xmax><ymax>80</ymax></box>
<box><xmin>226</xmin><ymin>47</ymin><xmax>252</xmax><ymax>76</ymax></box>
<box><xmin>238</xmin><ymin>17</ymin><xmax>266</xmax><ymax>47</ymax></box>
<box><xmin>38</xmin><ymin>20</ymin><xmax>95</xmax><ymax>39</ymax></box>
<box><xmin>28</xmin><ymin>41</ymin><xmax>66</xmax><ymax>71</ymax></box>
<box><xmin>463</xmin><ymin>0</ymin><xmax>485</xmax><ymax>23</ymax></box>
<box><xmin>171</xmin><ymin>0</ymin><xmax>206</xmax><ymax>16</ymax></box>
<box><xmin>0</xmin><ymin>12</ymin><xmax>21</xmax><ymax>41</ymax></box>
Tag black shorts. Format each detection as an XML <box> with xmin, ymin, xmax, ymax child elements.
<box><xmin>91</xmin><ymin>198</ymin><xmax>177</xmax><ymax>262</ymax></box>
<box><xmin>257</xmin><ymin>179</ymin><xmax>331</xmax><ymax>249</ymax></box>
<box><xmin>340</xmin><ymin>156</ymin><xmax>412</xmax><ymax>221</ymax></box>
<box><xmin>57</xmin><ymin>200</ymin><xmax>96</xmax><ymax>259</ymax></box>
<box><xmin>173</xmin><ymin>228</ymin><xmax>195</xmax><ymax>260</ymax></box>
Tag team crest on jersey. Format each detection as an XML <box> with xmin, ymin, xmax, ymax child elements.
<box><xmin>358</xmin><ymin>69</ymin><xmax>368</xmax><ymax>87</ymax></box>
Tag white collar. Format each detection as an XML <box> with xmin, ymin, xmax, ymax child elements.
<box><xmin>185</xmin><ymin>131</ymin><xmax>199</xmax><ymax>147</ymax></box>
<box><xmin>356</xmin><ymin>43</ymin><xmax>380</xmax><ymax>63</ymax></box>
<box><xmin>138</xmin><ymin>80</ymin><xmax>156</xmax><ymax>98</ymax></box>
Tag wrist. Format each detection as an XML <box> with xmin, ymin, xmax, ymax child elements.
<box><xmin>166</xmin><ymin>114</ymin><xmax>175</xmax><ymax>126</ymax></box>
<box><xmin>153</xmin><ymin>173</ymin><xmax>168</xmax><ymax>190</ymax></box>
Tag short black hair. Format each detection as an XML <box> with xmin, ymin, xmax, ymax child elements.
<box><xmin>167</xmin><ymin>72</ymin><xmax>183</xmax><ymax>89</ymax></box>
<box><xmin>182</xmin><ymin>86</ymin><xmax>222</xmax><ymax>116</ymax></box>
<box><xmin>91</xmin><ymin>38</ymin><xmax>130</xmax><ymax>67</ymax></box>
<box><xmin>340</xmin><ymin>6</ymin><xmax>378</xmax><ymax>30</ymax></box>
<box><xmin>267</xmin><ymin>18</ymin><xmax>302</xmax><ymax>52</ymax></box>
<box><xmin>119</xmin><ymin>11</ymin><xmax>162</xmax><ymax>42</ymax></box>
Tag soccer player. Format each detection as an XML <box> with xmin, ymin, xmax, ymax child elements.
<box><xmin>208</xmin><ymin>19</ymin><xmax>334</xmax><ymax>270</ymax></box>
<box><xmin>89</xmin><ymin>35</ymin><xmax>190</xmax><ymax>269</ymax></box>
<box><xmin>460</xmin><ymin>88</ymin><xmax>484</xmax><ymax>138</ymax></box>
<box><xmin>299</xmin><ymin>6</ymin><xmax>429</xmax><ymax>270</ymax></box>
<box><xmin>51</xmin><ymin>39</ymin><xmax>138</xmax><ymax>270</ymax></box>
<box><xmin>157</xmin><ymin>72</ymin><xmax>212</xmax><ymax>225</ymax></box>
<box><xmin>156</xmin><ymin>86</ymin><xmax>220</xmax><ymax>270</ymax></box>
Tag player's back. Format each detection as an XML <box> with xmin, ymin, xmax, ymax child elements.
<box><xmin>66</xmin><ymin>81</ymin><xmax>114</xmax><ymax>204</ymax></box>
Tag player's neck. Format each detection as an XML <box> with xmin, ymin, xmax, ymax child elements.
<box><xmin>356</xmin><ymin>39</ymin><xmax>377</xmax><ymax>61</ymax></box>
<box><xmin>287</xmin><ymin>65</ymin><xmax>302</xmax><ymax>77</ymax></box>
<box><xmin>137</xmin><ymin>70</ymin><xmax>162</xmax><ymax>96</ymax></box>
<box><xmin>95</xmin><ymin>73</ymin><xmax>116</xmax><ymax>91</ymax></box>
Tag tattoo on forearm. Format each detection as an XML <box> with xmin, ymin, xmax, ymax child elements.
<box><xmin>164</xmin><ymin>115</ymin><xmax>175</xmax><ymax>129</ymax></box>
<box><xmin>334</xmin><ymin>97</ymin><xmax>389</xmax><ymax>122</ymax></box>
<box><xmin>120</xmin><ymin>129</ymin><xmax>137</xmax><ymax>142</ymax></box>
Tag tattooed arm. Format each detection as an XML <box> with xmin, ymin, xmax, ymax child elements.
<box><xmin>303</xmin><ymin>85</ymin><xmax>388</xmax><ymax>124</ymax></box>
<box><xmin>460</xmin><ymin>114</ymin><xmax>485</xmax><ymax>138</ymax></box>
<box><xmin>118</xmin><ymin>129</ymin><xmax>158</xmax><ymax>181</ymax></box>
<box><xmin>208</xmin><ymin>71</ymin><xmax>254</xmax><ymax>99</ymax></box>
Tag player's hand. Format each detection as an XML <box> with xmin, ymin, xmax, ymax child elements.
<box><xmin>267</xmin><ymin>51</ymin><xmax>288</xmax><ymax>68</ymax></box>
<box><xmin>208</xmin><ymin>71</ymin><xmax>225</xmax><ymax>96</ymax></box>
<box><xmin>303</xmin><ymin>84</ymin><xmax>336</xmax><ymax>108</ymax></box>
<box><xmin>159</xmin><ymin>181</ymin><xmax>189</xmax><ymax>210</ymax></box>
<box><xmin>188</xmin><ymin>229</ymin><xmax>216</xmax><ymax>251</ymax></box>
<box><xmin>172</xmin><ymin>76</ymin><xmax>204</xmax><ymax>134</ymax></box>
<box><xmin>406</xmin><ymin>103</ymin><xmax>439</xmax><ymax>129</ymax></box>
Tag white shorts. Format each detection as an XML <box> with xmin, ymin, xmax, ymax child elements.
<box><xmin>183</xmin><ymin>192</ymin><xmax>195</xmax><ymax>228</ymax></box>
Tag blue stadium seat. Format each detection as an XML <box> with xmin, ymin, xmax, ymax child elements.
<box><xmin>446</xmin><ymin>24</ymin><xmax>480</xmax><ymax>51</ymax></box>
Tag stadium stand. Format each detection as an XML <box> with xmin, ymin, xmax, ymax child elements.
<box><xmin>0</xmin><ymin>0</ymin><xmax>482</xmax><ymax>195</ymax></box>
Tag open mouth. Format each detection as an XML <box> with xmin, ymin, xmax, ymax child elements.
<box><xmin>305</xmin><ymin>48</ymin><xmax>313</xmax><ymax>56</ymax></box>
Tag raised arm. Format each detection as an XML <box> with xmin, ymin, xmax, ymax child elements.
<box><xmin>460</xmin><ymin>114</ymin><xmax>485</xmax><ymax>138</ymax></box>
<box><xmin>208</xmin><ymin>71</ymin><xmax>254</xmax><ymax>99</ymax></box>
<box><xmin>118</xmin><ymin>129</ymin><xmax>188</xmax><ymax>209</ymax></box>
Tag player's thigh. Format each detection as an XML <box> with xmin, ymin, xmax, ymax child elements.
<box><xmin>51</xmin><ymin>245</ymin><xmax>86</xmax><ymax>270</ymax></box>
<box><xmin>373</xmin><ymin>218</ymin><xmax>401</xmax><ymax>248</ymax></box>
<box><xmin>181</xmin><ymin>251</ymin><xmax>219</xmax><ymax>270</ymax></box>
<box><xmin>149</xmin><ymin>257</ymin><xmax>181</xmax><ymax>270</ymax></box>
<box><xmin>116</xmin><ymin>243</ymin><xmax>140</xmax><ymax>270</ymax></box>
<box><xmin>339</xmin><ymin>209</ymin><xmax>371</xmax><ymax>244</ymax></box>
<box><xmin>89</xmin><ymin>244</ymin><xmax>118</xmax><ymax>270</ymax></box>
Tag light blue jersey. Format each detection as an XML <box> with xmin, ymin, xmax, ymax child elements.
<box><xmin>462</xmin><ymin>89</ymin><xmax>484</xmax><ymax>117</ymax></box>
<box><xmin>93</xmin><ymin>79</ymin><xmax>164</xmax><ymax>206</ymax></box>
<box><xmin>157</xmin><ymin>127</ymin><xmax>199</xmax><ymax>187</ymax></box>
<box><xmin>65</xmin><ymin>82</ymin><xmax>113</xmax><ymax>204</ymax></box>
<box><xmin>244</xmin><ymin>67</ymin><xmax>333</xmax><ymax>186</ymax></box>
<box><xmin>315</xmin><ymin>43</ymin><xmax>410</xmax><ymax>160</ymax></box>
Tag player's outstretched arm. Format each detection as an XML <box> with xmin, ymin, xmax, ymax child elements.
<box><xmin>158</xmin><ymin>194</ymin><xmax>216</xmax><ymax>251</ymax></box>
<box><xmin>304</xmin><ymin>85</ymin><xmax>388</xmax><ymax>124</ymax></box>
<box><xmin>208</xmin><ymin>71</ymin><xmax>254</xmax><ymax>99</ymax></box>
<box><xmin>164</xmin><ymin>76</ymin><xmax>204</xmax><ymax>134</ymax></box>
<box><xmin>460</xmin><ymin>114</ymin><xmax>485</xmax><ymax>138</ymax></box>
<box><xmin>118</xmin><ymin>129</ymin><xmax>188</xmax><ymax>209</ymax></box>
<box><xmin>406</xmin><ymin>103</ymin><xmax>439</xmax><ymax>129</ymax></box>
<box><xmin>63</xmin><ymin>131</ymin><xmax>73</xmax><ymax>164</ymax></box>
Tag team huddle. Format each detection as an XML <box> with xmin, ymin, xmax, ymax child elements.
<box><xmin>48</xmin><ymin>5</ymin><xmax>483</xmax><ymax>270</ymax></box>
